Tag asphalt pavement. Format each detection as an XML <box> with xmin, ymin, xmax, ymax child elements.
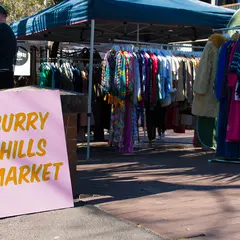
<box><xmin>0</xmin><ymin>204</ymin><xmax>162</xmax><ymax>240</ymax></box>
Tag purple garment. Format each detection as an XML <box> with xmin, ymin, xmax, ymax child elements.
<box><xmin>120</xmin><ymin>98</ymin><xmax>133</xmax><ymax>153</ymax></box>
<box><xmin>140</xmin><ymin>53</ymin><xmax>146</xmax><ymax>106</ymax></box>
<box><xmin>141</xmin><ymin>53</ymin><xmax>146</xmax><ymax>93</ymax></box>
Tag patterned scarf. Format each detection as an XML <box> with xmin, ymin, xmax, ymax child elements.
<box><xmin>229</xmin><ymin>38</ymin><xmax>240</xmax><ymax>98</ymax></box>
<box><xmin>230</xmin><ymin>38</ymin><xmax>240</xmax><ymax>76</ymax></box>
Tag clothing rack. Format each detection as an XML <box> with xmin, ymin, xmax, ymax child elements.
<box><xmin>105</xmin><ymin>40</ymin><xmax>202</xmax><ymax>146</ymax></box>
<box><xmin>113</xmin><ymin>39</ymin><xmax>204</xmax><ymax>51</ymax></box>
<box><xmin>207</xmin><ymin>29</ymin><xmax>240</xmax><ymax>164</ymax></box>
<box><xmin>112</xmin><ymin>44</ymin><xmax>202</xmax><ymax>59</ymax></box>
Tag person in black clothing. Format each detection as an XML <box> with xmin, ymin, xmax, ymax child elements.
<box><xmin>157</xmin><ymin>106</ymin><xmax>167</xmax><ymax>139</ymax></box>
<box><xmin>0</xmin><ymin>6</ymin><xmax>17</xmax><ymax>89</ymax></box>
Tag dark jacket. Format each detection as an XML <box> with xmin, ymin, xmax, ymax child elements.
<box><xmin>0</xmin><ymin>23</ymin><xmax>17</xmax><ymax>71</ymax></box>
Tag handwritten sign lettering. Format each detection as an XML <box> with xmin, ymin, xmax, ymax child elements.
<box><xmin>0</xmin><ymin>90</ymin><xmax>73</xmax><ymax>218</ymax></box>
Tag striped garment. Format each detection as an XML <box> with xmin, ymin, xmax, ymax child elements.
<box><xmin>230</xmin><ymin>38</ymin><xmax>240</xmax><ymax>75</ymax></box>
<box><xmin>229</xmin><ymin>38</ymin><xmax>240</xmax><ymax>98</ymax></box>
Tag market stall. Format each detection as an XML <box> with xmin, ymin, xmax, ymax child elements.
<box><xmin>11</xmin><ymin>0</ymin><xmax>235</xmax><ymax>159</ymax></box>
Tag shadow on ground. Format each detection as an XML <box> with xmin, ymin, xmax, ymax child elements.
<box><xmin>77</xmin><ymin>144</ymin><xmax>240</xmax><ymax>204</ymax></box>
<box><xmin>76</xmin><ymin>144</ymin><xmax>240</xmax><ymax>239</ymax></box>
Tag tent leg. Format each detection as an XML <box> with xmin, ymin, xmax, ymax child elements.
<box><xmin>86</xmin><ymin>19</ymin><xmax>95</xmax><ymax>160</ymax></box>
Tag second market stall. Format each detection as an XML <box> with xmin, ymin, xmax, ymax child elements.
<box><xmin>11</xmin><ymin>0</ymin><xmax>235</xmax><ymax>159</ymax></box>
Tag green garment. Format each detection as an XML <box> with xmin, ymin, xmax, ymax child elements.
<box><xmin>39</xmin><ymin>64</ymin><xmax>52</xmax><ymax>87</ymax></box>
<box><xmin>197</xmin><ymin>116</ymin><xmax>217</xmax><ymax>150</ymax></box>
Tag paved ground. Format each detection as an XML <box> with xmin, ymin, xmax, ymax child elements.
<box><xmin>2</xmin><ymin>130</ymin><xmax>239</xmax><ymax>240</ymax></box>
<box><xmin>77</xmin><ymin>131</ymin><xmax>240</xmax><ymax>240</ymax></box>
<box><xmin>0</xmin><ymin>204</ymin><xmax>161</xmax><ymax>240</ymax></box>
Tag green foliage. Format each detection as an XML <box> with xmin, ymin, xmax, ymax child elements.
<box><xmin>1</xmin><ymin>0</ymin><xmax>54</xmax><ymax>23</ymax></box>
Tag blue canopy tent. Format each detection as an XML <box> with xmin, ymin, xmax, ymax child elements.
<box><xmin>11</xmin><ymin>0</ymin><xmax>235</xmax><ymax>159</ymax></box>
<box><xmin>12</xmin><ymin>0</ymin><xmax>235</xmax><ymax>43</ymax></box>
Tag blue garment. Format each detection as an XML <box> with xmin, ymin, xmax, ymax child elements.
<box><xmin>215</xmin><ymin>41</ymin><xmax>232</xmax><ymax>100</ymax></box>
<box><xmin>136</xmin><ymin>104</ymin><xmax>144</xmax><ymax>128</ymax></box>
<box><xmin>54</xmin><ymin>68</ymin><xmax>61</xmax><ymax>89</ymax></box>
<box><xmin>214</xmin><ymin>47</ymin><xmax>222</xmax><ymax>99</ymax></box>
<box><xmin>72</xmin><ymin>68</ymin><xmax>81</xmax><ymax>92</ymax></box>
<box><xmin>216</xmin><ymin>41</ymin><xmax>240</xmax><ymax>159</ymax></box>
<box><xmin>165</xmin><ymin>58</ymin><xmax>171</xmax><ymax>99</ymax></box>
<box><xmin>160</xmin><ymin>57</ymin><xmax>167</xmax><ymax>100</ymax></box>
<box><xmin>50</xmin><ymin>64</ymin><xmax>56</xmax><ymax>88</ymax></box>
<box><xmin>144</xmin><ymin>54</ymin><xmax>149</xmax><ymax>101</ymax></box>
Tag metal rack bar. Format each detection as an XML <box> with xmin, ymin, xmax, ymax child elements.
<box><xmin>113</xmin><ymin>39</ymin><xmax>204</xmax><ymax>50</ymax></box>
<box><xmin>208</xmin><ymin>159</ymin><xmax>240</xmax><ymax>164</ymax></box>
<box><xmin>40</xmin><ymin>57</ymin><xmax>102</xmax><ymax>62</ymax></box>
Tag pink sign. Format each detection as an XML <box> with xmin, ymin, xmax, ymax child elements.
<box><xmin>0</xmin><ymin>90</ymin><xmax>73</xmax><ymax>218</ymax></box>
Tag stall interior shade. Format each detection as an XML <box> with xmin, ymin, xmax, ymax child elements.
<box><xmin>13</xmin><ymin>21</ymin><xmax>213</xmax><ymax>44</ymax></box>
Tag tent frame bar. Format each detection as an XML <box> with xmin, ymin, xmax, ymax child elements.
<box><xmin>40</xmin><ymin>57</ymin><xmax>101</xmax><ymax>62</ymax></box>
<box><xmin>86</xmin><ymin>19</ymin><xmax>95</xmax><ymax>160</ymax></box>
<box><xmin>213</xmin><ymin>26</ymin><xmax>240</xmax><ymax>32</ymax></box>
<box><xmin>113</xmin><ymin>39</ymin><xmax>204</xmax><ymax>50</ymax></box>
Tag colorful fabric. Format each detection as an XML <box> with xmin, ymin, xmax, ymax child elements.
<box><xmin>229</xmin><ymin>38</ymin><xmax>240</xmax><ymax>75</ymax></box>
<box><xmin>101</xmin><ymin>48</ymin><xmax>201</xmax><ymax>152</ymax></box>
<box><xmin>109</xmin><ymin>103</ymin><xmax>125</xmax><ymax>149</ymax></box>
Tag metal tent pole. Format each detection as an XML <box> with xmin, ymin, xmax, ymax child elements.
<box><xmin>86</xmin><ymin>19</ymin><xmax>95</xmax><ymax>160</ymax></box>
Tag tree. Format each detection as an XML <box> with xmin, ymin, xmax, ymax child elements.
<box><xmin>2</xmin><ymin>0</ymin><xmax>54</xmax><ymax>23</ymax></box>
<box><xmin>2</xmin><ymin>0</ymin><xmax>63</xmax><ymax>57</ymax></box>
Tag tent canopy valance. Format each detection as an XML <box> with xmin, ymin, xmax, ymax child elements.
<box><xmin>11</xmin><ymin>0</ymin><xmax>235</xmax><ymax>43</ymax></box>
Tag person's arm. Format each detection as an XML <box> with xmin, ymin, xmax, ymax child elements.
<box><xmin>11</xmin><ymin>30</ymin><xmax>18</xmax><ymax>70</ymax></box>
<box><xmin>13</xmin><ymin>45</ymin><xmax>17</xmax><ymax>66</ymax></box>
